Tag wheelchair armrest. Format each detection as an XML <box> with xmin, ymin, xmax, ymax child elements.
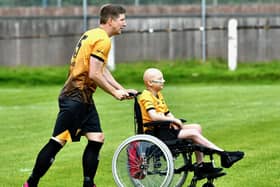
<box><xmin>180</xmin><ymin>119</ymin><xmax>187</xmax><ymax>123</ymax></box>
<box><xmin>143</xmin><ymin>121</ymin><xmax>172</xmax><ymax>127</ymax></box>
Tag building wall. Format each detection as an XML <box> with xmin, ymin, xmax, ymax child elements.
<box><xmin>0</xmin><ymin>5</ymin><xmax>279</xmax><ymax>66</ymax></box>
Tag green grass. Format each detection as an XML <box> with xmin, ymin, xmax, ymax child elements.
<box><xmin>0</xmin><ymin>60</ymin><xmax>279</xmax><ymax>186</ymax></box>
<box><xmin>1</xmin><ymin>59</ymin><xmax>280</xmax><ymax>86</ymax></box>
<box><xmin>0</xmin><ymin>84</ymin><xmax>279</xmax><ymax>187</ymax></box>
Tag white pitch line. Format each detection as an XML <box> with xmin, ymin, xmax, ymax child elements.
<box><xmin>19</xmin><ymin>168</ymin><xmax>32</xmax><ymax>173</ymax></box>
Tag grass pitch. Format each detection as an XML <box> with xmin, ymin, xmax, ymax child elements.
<box><xmin>0</xmin><ymin>84</ymin><xmax>279</xmax><ymax>187</ymax></box>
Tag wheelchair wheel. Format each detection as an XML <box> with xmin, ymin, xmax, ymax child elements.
<box><xmin>112</xmin><ymin>134</ymin><xmax>174</xmax><ymax>187</ymax></box>
<box><xmin>202</xmin><ymin>182</ymin><xmax>215</xmax><ymax>187</ymax></box>
<box><xmin>170</xmin><ymin>152</ymin><xmax>189</xmax><ymax>187</ymax></box>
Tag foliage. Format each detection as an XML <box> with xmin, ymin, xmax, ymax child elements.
<box><xmin>0</xmin><ymin>59</ymin><xmax>280</xmax><ymax>86</ymax></box>
<box><xmin>0</xmin><ymin>66</ymin><xmax>68</xmax><ymax>86</ymax></box>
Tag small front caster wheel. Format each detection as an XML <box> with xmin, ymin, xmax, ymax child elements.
<box><xmin>202</xmin><ymin>182</ymin><xmax>215</xmax><ymax>187</ymax></box>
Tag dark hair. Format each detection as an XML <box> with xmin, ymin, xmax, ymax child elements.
<box><xmin>99</xmin><ymin>4</ymin><xmax>126</xmax><ymax>24</ymax></box>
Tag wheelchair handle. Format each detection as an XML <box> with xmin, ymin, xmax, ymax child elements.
<box><xmin>128</xmin><ymin>92</ymin><xmax>141</xmax><ymax>97</ymax></box>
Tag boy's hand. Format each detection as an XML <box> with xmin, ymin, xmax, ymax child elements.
<box><xmin>170</xmin><ymin>118</ymin><xmax>183</xmax><ymax>129</ymax></box>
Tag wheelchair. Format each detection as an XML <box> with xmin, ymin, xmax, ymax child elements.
<box><xmin>112</xmin><ymin>94</ymin><xmax>226</xmax><ymax>187</ymax></box>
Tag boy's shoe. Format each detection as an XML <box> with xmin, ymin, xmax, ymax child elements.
<box><xmin>22</xmin><ymin>182</ymin><xmax>29</xmax><ymax>187</ymax></box>
<box><xmin>221</xmin><ymin>151</ymin><xmax>244</xmax><ymax>168</ymax></box>
<box><xmin>194</xmin><ymin>162</ymin><xmax>223</xmax><ymax>180</ymax></box>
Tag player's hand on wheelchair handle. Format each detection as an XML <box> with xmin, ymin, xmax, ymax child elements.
<box><xmin>126</xmin><ymin>89</ymin><xmax>138</xmax><ymax>98</ymax></box>
<box><xmin>113</xmin><ymin>89</ymin><xmax>138</xmax><ymax>100</ymax></box>
<box><xmin>113</xmin><ymin>89</ymin><xmax>128</xmax><ymax>100</ymax></box>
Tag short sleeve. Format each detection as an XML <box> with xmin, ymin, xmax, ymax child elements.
<box><xmin>140</xmin><ymin>92</ymin><xmax>155</xmax><ymax>111</ymax></box>
<box><xmin>91</xmin><ymin>38</ymin><xmax>111</xmax><ymax>63</ymax></box>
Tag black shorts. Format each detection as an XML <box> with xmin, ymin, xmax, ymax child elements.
<box><xmin>52</xmin><ymin>97</ymin><xmax>102</xmax><ymax>142</ymax></box>
<box><xmin>145</xmin><ymin>127</ymin><xmax>180</xmax><ymax>141</ymax></box>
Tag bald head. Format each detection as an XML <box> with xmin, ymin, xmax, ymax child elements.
<box><xmin>143</xmin><ymin>68</ymin><xmax>162</xmax><ymax>81</ymax></box>
<box><xmin>143</xmin><ymin>68</ymin><xmax>164</xmax><ymax>87</ymax></box>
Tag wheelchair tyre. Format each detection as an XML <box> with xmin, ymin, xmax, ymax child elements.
<box><xmin>170</xmin><ymin>152</ymin><xmax>189</xmax><ymax>187</ymax></box>
<box><xmin>112</xmin><ymin>134</ymin><xmax>174</xmax><ymax>187</ymax></box>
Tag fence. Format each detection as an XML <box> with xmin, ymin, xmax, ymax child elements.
<box><xmin>0</xmin><ymin>4</ymin><xmax>280</xmax><ymax>66</ymax></box>
<box><xmin>0</xmin><ymin>0</ymin><xmax>280</xmax><ymax>7</ymax></box>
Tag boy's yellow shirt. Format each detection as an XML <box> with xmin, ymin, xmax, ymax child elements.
<box><xmin>139</xmin><ymin>90</ymin><xmax>170</xmax><ymax>132</ymax></box>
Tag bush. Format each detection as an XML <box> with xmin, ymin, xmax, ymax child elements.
<box><xmin>0</xmin><ymin>59</ymin><xmax>280</xmax><ymax>86</ymax></box>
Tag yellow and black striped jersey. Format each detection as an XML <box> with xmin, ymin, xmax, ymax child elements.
<box><xmin>139</xmin><ymin>90</ymin><xmax>170</xmax><ymax>132</ymax></box>
<box><xmin>60</xmin><ymin>28</ymin><xmax>111</xmax><ymax>103</ymax></box>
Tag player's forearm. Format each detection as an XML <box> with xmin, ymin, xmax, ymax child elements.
<box><xmin>90</xmin><ymin>71</ymin><xmax>117</xmax><ymax>96</ymax></box>
<box><xmin>103</xmin><ymin>68</ymin><xmax>125</xmax><ymax>90</ymax></box>
<box><xmin>89</xmin><ymin>57</ymin><xmax>119</xmax><ymax>97</ymax></box>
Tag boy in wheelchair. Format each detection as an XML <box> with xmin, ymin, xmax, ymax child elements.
<box><xmin>138</xmin><ymin>68</ymin><xmax>244</xmax><ymax>179</ymax></box>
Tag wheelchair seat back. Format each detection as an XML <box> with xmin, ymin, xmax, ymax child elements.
<box><xmin>133</xmin><ymin>94</ymin><xmax>144</xmax><ymax>134</ymax></box>
<box><xmin>133</xmin><ymin>95</ymin><xmax>193</xmax><ymax>154</ymax></box>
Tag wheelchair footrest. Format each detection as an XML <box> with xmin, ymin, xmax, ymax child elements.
<box><xmin>193</xmin><ymin>171</ymin><xmax>226</xmax><ymax>181</ymax></box>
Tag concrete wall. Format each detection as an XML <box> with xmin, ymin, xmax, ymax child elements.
<box><xmin>0</xmin><ymin>5</ymin><xmax>280</xmax><ymax>66</ymax></box>
<box><xmin>0</xmin><ymin>17</ymin><xmax>84</xmax><ymax>66</ymax></box>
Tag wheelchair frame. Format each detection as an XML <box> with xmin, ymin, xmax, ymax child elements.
<box><xmin>112</xmin><ymin>94</ymin><xmax>225</xmax><ymax>187</ymax></box>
